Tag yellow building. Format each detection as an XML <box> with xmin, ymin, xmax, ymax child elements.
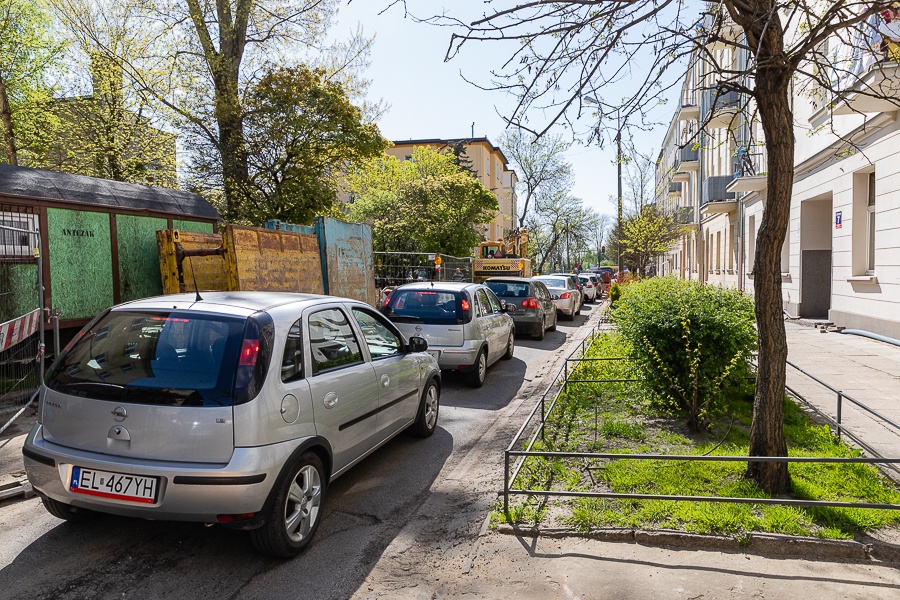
<box><xmin>386</xmin><ymin>138</ymin><xmax>518</xmax><ymax>243</ymax></box>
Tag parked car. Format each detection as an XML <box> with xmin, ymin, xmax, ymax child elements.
<box><xmin>548</xmin><ymin>273</ymin><xmax>584</xmax><ymax>310</ymax></box>
<box><xmin>380</xmin><ymin>282</ymin><xmax>515</xmax><ymax>387</ymax></box>
<box><xmin>23</xmin><ymin>292</ymin><xmax>440</xmax><ymax>558</ymax></box>
<box><xmin>578</xmin><ymin>273</ymin><xmax>600</xmax><ymax>303</ymax></box>
<box><xmin>484</xmin><ymin>276</ymin><xmax>558</xmax><ymax>340</ymax></box>
<box><xmin>533</xmin><ymin>275</ymin><xmax>580</xmax><ymax>320</ymax></box>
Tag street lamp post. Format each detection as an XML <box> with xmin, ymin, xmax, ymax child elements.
<box><xmin>584</xmin><ymin>95</ymin><xmax>624</xmax><ymax>278</ymax></box>
<box><xmin>616</xmin><ymin>110</ymin><xmax>623</xmax><ymax>277</ymax></box>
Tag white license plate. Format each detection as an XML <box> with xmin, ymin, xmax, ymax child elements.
<box><xmin>427</xmin><ymin>350</ymin><xmax>440</xmax><ymax>361</ymax></box>
<box><xmin>69</xmin><ymin>466</ymin><xmax>158</xmax><ymax>504</ymax></box>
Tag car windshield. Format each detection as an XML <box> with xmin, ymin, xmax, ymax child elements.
<box><xmin>485</xmin><ymin>281</ymin><xmax>531</xmax><ymax>298</ymax></box>
<box><xmin>382</xmin><ymin>289</ymin><xmax>468</xmax><ymax>325</ymax></box>
<box><xmin>46</xmin><ymin>310</ymin><xmax>247</xmax><ymax>406</ymax></box>
<box><xmin>534</xmin><ymin>278</ymin><xmax>567</xmax><ymax>289</ymax></box>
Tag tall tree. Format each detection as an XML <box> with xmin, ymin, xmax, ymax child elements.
<box><xmin>347</xmin><ymin>146</ymin><xmax>498</xmax><ymax>256</ymax></box>
<box><xmin>612</xmin><ymin>205</ymin><xmax>683</xmax><ymax>276</ymax></box>
<box><xmin>439</xmin><ymin>0</ymin><xmax>900</xmax><ymax>494</ymax></box>
<box><xmin>241</xmin><ymin>65</ymin><xmax>389</xmax><ymax>225</ymax></box>
<box><xmin>50</xmin><ymin>0</ymin><xmax>175</xmax><ymax>185</ymax></box>
<box><xmin>0</xmin><ymin>0</ymin><xmax>64</xmax><ymax>166</ymax></box>
<box><xmin>499</xmin><ymin>128</ymin><xmax>572</xmax><ymax>228</ymax></box>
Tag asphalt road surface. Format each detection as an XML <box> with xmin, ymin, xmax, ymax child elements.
<box><xmin>0</xmin><ymin>304</ymin><xmax>602</xmax><ymax>600</ymax></box>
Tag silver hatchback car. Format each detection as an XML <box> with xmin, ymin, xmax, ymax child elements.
<box><xmin>380</xmin><ymin>282</ymin><xmax>515</xmax><ymax>387</ymax></box>
<box><xmin>23</xmin><ymin>292</ymin><xmax>440</xmax><ymax>557</ymax></box>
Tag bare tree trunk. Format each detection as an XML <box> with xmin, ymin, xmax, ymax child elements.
<box><xmin>743</xmin><ymin>26</ymin><xmax>793</xmax><ymax>494</ymax></box>
<box><xmin>0</xmin><ymin>73</ymin><xmax>18</xmax><ymax>165</ymax></box>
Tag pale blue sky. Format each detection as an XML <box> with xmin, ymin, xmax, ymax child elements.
<box><xmin>335</xmin><ymin>1</ymin><xmax>676</xmax><ymax>220</ymax></box>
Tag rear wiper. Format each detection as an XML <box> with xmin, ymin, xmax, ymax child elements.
<box><xmin>55</xmin><ymin>381</ymin><xmax>126</xmax><ymax>399</ymax></box>
<box><xmin>389</xmin><ymin>315</ymin><xmax>423</xmax><ymax>323</ymax></box>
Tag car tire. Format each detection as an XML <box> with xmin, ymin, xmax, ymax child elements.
<box><xmin>250</xmin><ymin>452</ymin><xmax>325</xmax><ymax>558</ymax></box>
<box><xmin>466</xmin><ymin>349</ymin><xmax>487</xmax><ymax>388</ymax></box>
<box><xmin>548</xmin><ymin>313</ymin><xmax>557</xmax><ymax>331</ymax></box>
<box><xmin>41</xmin><ymin>496</ymin><xmax>98</xmax><ymax>523</ymax></box>
<box><xmin>575</xmin><ymin>303</ymin><xmax>581</xmax><ymax>316</ymax></box>
<box><xmin>503</xmin><ymin>333</ymin><xmax>514</xmax><ymax>360</ymax></box>
<box><xmin>564</xmin><ymin>310</ymin><xmax>575</xmax><ymax>321</ymax></box>
<box><xmin>533</xmin><ymin>317</ymin><xmax>546</xmax><ymax>341</ymax></box>
<box><xmin>408</xmin><ymin>379</ymin><xmax>440</xmax><ymax>437</ymax></box>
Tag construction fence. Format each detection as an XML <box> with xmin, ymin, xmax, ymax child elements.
<box><xmin>374</xmin><ymin>252</ymin><xmax>473</xmax><ymax>292</ymax></box>
<box><xmin>0</xmin><ymin>217</ymin><xmax>43</xmax><ymax>418</ymax></box>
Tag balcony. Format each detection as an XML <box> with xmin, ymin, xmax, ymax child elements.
<box><xmin>668</xmin><ymin>181</ymin><xmax>683</xmax><ymax>196</ymax></box>
<box><xmin>676</xmin><ymin>206</ymin><xmax>695</xmax><ymax>224</ymax></box>
<box><xmin>701</xmin><ymin>175</ymin><xmax>736</xmax><ymax>214</ymax></box>
<box><xmin>677</xmin><ymin>91</ymin><xmax>700</xmax><ymax>121</ymax></box>
<box><xmin>679</xmin><ymin>146</ymin><xmax>699</xmax><ymax>171</ymax></box>
<box><xmin>727</xmin><ymin>147</ymin><xmax>768</xmax><ymax>193</ymax></box>
<box><xmin>703</xmin><ymin>89</ymin><xmax>740</xmax><ymax>128</ymax></box>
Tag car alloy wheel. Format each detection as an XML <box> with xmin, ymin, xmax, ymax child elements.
<box><xmin>503</xmin><ymin>333</ymin><xmax>514</xmax><ymax>360</ymax></box>
<box><xmin>534</xmin><ymin>317</ymin><xmax>546</xmax><ymax>340</ymax></box>
<box><xmin>251</xmin><ymin>452</ymin><xmax>325</xmax><ymax>557</ymax></box>
<box><xmin>466</xmin><ymin>350</ymin><xmax>487</xmax><ymax>388</ymax></box>
<box><xmin>410</xmin><ymin>380</ymin><xmax>439</xmax><ymax>437</ymax></box>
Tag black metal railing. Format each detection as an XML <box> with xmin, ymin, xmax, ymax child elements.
<box><xmin>503</xmin><ymin>329</ymin><xmax>900</xmax><ymax>515</ymax></box>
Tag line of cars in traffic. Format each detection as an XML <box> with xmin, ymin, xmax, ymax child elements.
<box><xmin>21</xmin><ymin>270</ymin><xmax>607</xmax><ymax>558</ymax></box>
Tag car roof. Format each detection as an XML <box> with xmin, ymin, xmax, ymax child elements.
<box><xmin>116</xmin><ymin>291</ymin><xmax>354</xmax><ymax>314</ymax></box>
<box><xmin>485</xmin><ymin>277</ymin><xmax>533</xmax><ymax>283</ymax></box>
<box><xmin>393</xmin><ymin>281</ymin><xmax>481</xmax><ymax>291</ymax></box>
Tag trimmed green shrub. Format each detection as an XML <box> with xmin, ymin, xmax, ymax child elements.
<box><xmin>609</xmin><ymin>282</ymin><xmax>622</xmax><ymax>305</ymax></box>
<box><xmin>610</xmin><ymin>277</ymin><xmax>756</xmax><ymax>430</ymax></box>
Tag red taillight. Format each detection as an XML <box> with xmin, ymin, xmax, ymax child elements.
<box><xmin>217</xmin><ymin>513</ymin><xmax>256</xmax><ymax>523</ymax></box>
<box><xmin>560</xmin><ymin>292</ymin><xmax>571</xmax><ymax>300</ymax></box>
<box><xmin>239</xmin><ymin>339</ymin><xmax>260</xmax><ymax>366</ymax></box>
<box><xmin>585</xmin><ymin>284</ymin><xmax>593</xmax><ymax>288</ymax></box>
<box><xmin>461</xmin><ymin>299</ymin><xmax>470</xmax><ymax>311</ymax></box>
<box><xmin>149</xmin><ymin>316</ymin><xmax>190</xmax><ymax>322</ymax></box>
<box><xmin>521</xmin><ymin>298</ymin><xmax>540</xmax><ymax>309</ymax></box>
<box><xmin>381</xmin><ymin>295</ymin><xmax>391</xmax><ymax>309</ymax></box>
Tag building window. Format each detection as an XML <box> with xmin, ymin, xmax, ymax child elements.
<box><xmin>867</xmin><ymin>171</ymin><xmax>876</xmax><ymax>274</ymax></box>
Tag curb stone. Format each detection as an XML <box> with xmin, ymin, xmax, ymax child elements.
<box><xmin>495</xmin><ymin>524</ymin><xmax>900</xmax><ymax>564</ymax></box>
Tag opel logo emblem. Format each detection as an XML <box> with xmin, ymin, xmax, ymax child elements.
<box><xmin>111</xmin><ymin>406</ymin><xmax>127</xmax><ymax>422</ymax></box>
<box><xmin>415</xmin><ymin>325</ymin><xmax>423</xmax><ymax>332</ymax></box>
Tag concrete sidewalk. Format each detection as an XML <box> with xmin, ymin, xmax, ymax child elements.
<box><xmin>784</xmin><ymin>321</ymin><xmax>900</xmax><ymax>479</ymax></box>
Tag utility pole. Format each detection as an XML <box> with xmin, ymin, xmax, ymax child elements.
<box><xmin>617</xmin><ymin>110</ymin><xmax>624</xmax><ymax>277</ymax></box>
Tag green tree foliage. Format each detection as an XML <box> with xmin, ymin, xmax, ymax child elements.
<box><xmin>0</xmin><ymin>0</ymin><xmax>65</xmax><ymax>165</ymax></box>
<box><xmin>240</xmin><ymin>66</ymin><xmax>389</xmax><ymax>225</ymax></box>
<box><xmin>610</xmin><ymin>278</ymin><xmax>757</xmax><ymax>431</ymax></box>
<box><xmin>498</xmin><ymin>129</ymin><xmax>571</xmax><ymax>229</ymax></box>
<box><xmin>49</xmin><ymin>0</ymin><xmax>175</xmax><ymax>186</ymax></box>
<box><xmin>347</xmin><ymin>146</ymin><xmax>498</xmax><ymax>256</ymax></box>
<box><xmin>611</xmin><ymin>205</ymin><xmax>683</xmax><ymax>277</ymax></box>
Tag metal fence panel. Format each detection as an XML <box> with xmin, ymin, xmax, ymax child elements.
<box><xmin>1</xmin><ymin>220</ymin><xmax>42</xmax><ymax>415</ymax></box>
<box><xmin>373</xmin><ymin>252</ymin><xmax>473</xmax><ymax>292</ymax></box>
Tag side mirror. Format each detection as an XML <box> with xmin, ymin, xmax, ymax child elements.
<box><xmin>500</xmin><ymin>300</ymin><xmax>508</xmax><ymax>311</ymax></box>
<box><xmin>552</xmin><ymin>294</ymin><xmax>560</xmax><ymax>300</ymax></box>
<box><xmin>408</xmin><ymin>336</ymin><xmax>428</xmax><ymax>353</ymax></box>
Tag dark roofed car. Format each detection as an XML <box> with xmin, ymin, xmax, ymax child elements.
<box><xmin>485</xmin><ymin>277</ymin><xmax>558</xmax><ymax>340</ymax></box>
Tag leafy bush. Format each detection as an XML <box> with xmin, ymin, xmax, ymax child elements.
<box><xmin>610</xmin><ymin>277</ymin><xmax>756</xmax><ymax>430</ymax></box>
<box><xmin>609</xmin><ymin>282</ymin><xmax>622</xmax><ymax>305</ymax></box>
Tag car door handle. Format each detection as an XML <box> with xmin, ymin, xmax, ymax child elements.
<box><xmin>381</xmin><ymin>374</ymin><xmax>390</xmax><ymax>388</ymax></box>
<box><xmin>323</xmin><ymin>392</ymin><xmax>338</xmax><ymax>409</ymax></box>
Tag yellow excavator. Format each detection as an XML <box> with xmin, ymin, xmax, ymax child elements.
<box><xmin>473</xmin><ymin>228</ymin><xmax>532</xmax><ymax>282</ymax></box>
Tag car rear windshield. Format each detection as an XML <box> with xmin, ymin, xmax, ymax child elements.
<box><xmin>382</xmin><ymin>289</ymin><xmax>469</xmax><ymax>325</ymax></box>
<box><xmin>485</xmin><ymin>281</ymin><xmax>532</xmax><ymax>298</ymax></box>
<box><xmin>46</xmin><ymin>310</ymin><xmax>250</xmax><ymax>407</ymax></box>
<box><xmin>534</xmin><ymin>278</ymin><xmax>567</xmax><ymax>289</ymax></box>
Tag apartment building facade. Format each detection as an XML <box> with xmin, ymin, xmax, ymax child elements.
<box><xmin>656</xmin><ymin>10</ymin><xmax>900</xmax><ymax>339</ymax></box>
<box><xmin>386</xmin><ymin>138</ymin><xmax>519</xmax><ymax>242</ymax></box>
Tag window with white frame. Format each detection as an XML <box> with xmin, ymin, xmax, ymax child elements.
<box><xmin>867</xmin><ymin>171</ymin><xmax>876</xmax><ymax>274</ymax></box>
<box><xmin>0</xmin><ymin>211</ymin><xmax>37</xmax><ymax>258</ymax></box>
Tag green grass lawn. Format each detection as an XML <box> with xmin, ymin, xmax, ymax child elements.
<box><xmin>498</xmin><ymin>332</ymin><xmax>900</xmax><ymax>540</ymax></box>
